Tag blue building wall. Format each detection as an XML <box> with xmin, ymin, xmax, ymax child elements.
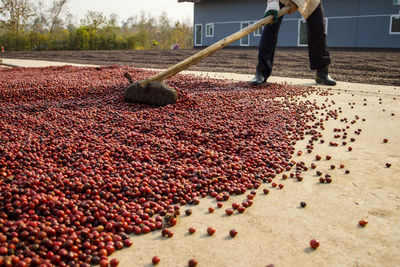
<box><xmin>191</xmin><ymin>0</ymin><xmax>400</xmax><ymax>48</ymax></box>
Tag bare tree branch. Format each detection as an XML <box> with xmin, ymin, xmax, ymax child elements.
<box><xmin>48</xmin><ymin>0</ymin><xmax>68</xmax><ymax>34</ymax></box>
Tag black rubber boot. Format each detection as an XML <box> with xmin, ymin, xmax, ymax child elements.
<box><xmin>316</xmin><ymin>66</ymin><xmax>336</xmax><ymax>86</ymax></box>
<box><xmin>250</xmin><ymin>67</ymin><xmax>267</xmax><ymax>86</ymax></box>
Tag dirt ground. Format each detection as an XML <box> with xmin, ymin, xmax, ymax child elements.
<box><xmin>2</xmin><ymin>48</ymin><xmax>400</xmax><ymax>86</ymax></box>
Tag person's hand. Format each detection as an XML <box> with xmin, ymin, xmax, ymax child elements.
<box><xmin>287</xmin><ymin>0</ymin><xmax>298</xmax><ymax>14</ymax></box>
<box><xmin>264</xmin><ymin>9</ymin><xmax>278</xmax><ymax>22</ymax></box>
<box><xmin>264</xmin><ymin>0</ymin><xmax>279</xmax><ymax>23</ymax></box>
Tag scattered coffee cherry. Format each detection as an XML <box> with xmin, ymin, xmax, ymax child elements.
<box><xmin>316</xmin><ymin>171</ymin><xmax>322</xmax><ymax>176</ymax></box>
<box><xmin>185</xmin><ymin>209</ymin><xmax>193</xmax><ymax>216</ymax></box>
<box><xmin>110</xmin><ymin>258</ymin><xmax>119</xmax><ymax>267</ymax></box>
<box><xmin>168</xmin><ymin>231</ymin><xmax>174</xmax><ymax>238</ymax></box>
<box><xmin>282</xmin><ymin>174</ymin><xmax>288</xmax><ymax>179</ymax></box>
<box><xmin>326</xmin><ymin>155</ymin><xmax>332</xmax><ymax>160</ymax></box>
<box><xmin>345</xmin><ymin>170</ymin><xmax>350</xmax><ymax>174</ymax></box>
<box><xmin>217</xmin><ymin>202</ymin><xmax>223</xmax><ymax>208</ymax></box>
<box><xmin>383</xmin><ymin>139</ymin><xmax>388</xmax><ymax>143</ymax></box>
<box><xmin>152</xmin><ymin>256</ymin><xmax>160</xmax><ymax>265</ymax></box>
<box><xmin>310</xmin><ymin>239</ymin><xmax>320</xmax><ymax>249</ymax></box>
<box><xmin>325</xmin><ymin>177</ymin><xmax>332</xmax><ymax>183</ymax></box>
<box><xmin>263</xmin><ymin>188</ymin><xmax>270</xmax><ymax>195</ymax></box>
<box><xmin>224</xmin><ymin>193</ymin><xmax>230</xmax><ymax>201</ymax></box>
<box><xmin>278</xmin><ymin>184</ymin><xmax>284</xmax><ymax>189</ymax></box>
<box><xmin>297</xmin><ymin>176</ymin><xmax>303</xmax><ymax>181</ymax></box>
<box><xmin>310</xmin><ymin>163</ymin><xmax>317</xmax><ymax>169</ymax></box>
<box><xmin>232</xmin><ymin>203</ymin><xmax>240</xmax><ymax>209</ymax></box>
<box><xmin>188</xmin><ymin>259</ymin><xmax>198</xmax><ymax>267</ymax></box>
<box><xmin>272</xmin><ymin>182</ymin><xmax>277</xmax><ymax>188</ymax></box>
<box><xmin>358</xmin><ymin>220</ymin><xmax>368</xmax><ymax>227</ymax></box>
<box><xmin>386</xmin><ymin>163</ymin><xmax>391</xmax><ymax>168</ymax></box>
<box><xmin>315</xmin><ymin>155</ymin><xmax>322</xmax><ymax>161</ymax></box>
<box><xmin>188</xmin><ymin>227</ymin><xmax>196</xmax><ymax>234</ymax></box>
<box><xmin>207</xmin><ymin>227</ymin><xmax>216</xmax><ymax>236</ymax></box>
<box><xmin>123</xmin><ymin>239</ymin><xmax>133</xmax><ymax>247</ymax></box>
<box><xmin>330</xmin><ymin>165</ymin><xmax>335</xmax><ymax>169</ymax></box>
<box><xmin>340</xmin><ymin>164</ymin><xmax>345</xmax><ymax>169</ymax></box>
<box><xmin>208</xmin><ymin>207</ymin><xmax>215</xmax><ymax>213</ymax></box>
<box><xmin>238</xmin><ymin>206</ymin><xmax>246</xmax><ymax>213</ymax></box>
<box><xmin>300</xmin><ymin>201</ymin><xmax>307</xmax><ymax>208</ymax></box>
<box><xmin>169</xmin><ymin>218</ymin><xmax>177</xmax><ymax>226</ymax></box>
<box><xmin>100</xmin><ymin>259</ymin><xmax>109</xmax><ymax>267</ymax></box>
<box><xmin>229</xmin><ymin>229</ymin><xmax>238</xmax><ymax>238</ymax></box>
<box><xmin>161</xmin><ymin>229</ymin><xmax>169</xmax><ymax>237</ymax></box>
<box><xmin>225</xmin><ymin>208</ymin><xmax>234</xmax><ymax>216</ymax></box>
<box><xmin>348</xmin><ymin>147</ymin><xmax>353</xmax><ymax>151</ymax></box>
<box><xmin>319</xmin><ymin>178</ymin><xmax>326</xmax><ymax>183</ymax></box>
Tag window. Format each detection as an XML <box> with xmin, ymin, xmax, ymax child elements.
<box><xmin>298</xmin><ymin>18</ymin><xmax>328</xmax><ymax>46</ymax></box>
<box><xmin>390</xmin><ymin>15</ymin><xmax>400</xmax><ymax>34</ymax></box>
<box><xmin>394</xmin><ymin>0</ymin><xmax>400</xmax><ymax>6</ymax></box>
<box><xmin>206</xmin><ymin>23</ymin><xmax>214</xmax><ymax>37</ymax></box>
<box><xmin>195</xmin><ymin>24</ymin><xmax>202</xmax><ymax>46</ymax></box>
<box><xmin>254</xmin><ymin>25</ymin><xmax>263</xmax><ymax>36</ymax></box>
<box><xmin>240</xmin><ymin>21</ymin><xmax>250</xmax><ymax>46</ymax></box>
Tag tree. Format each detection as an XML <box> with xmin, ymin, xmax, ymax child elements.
<box><xmin>31</xmin><ymin>0</ymin><xmax>47</xmax><ymax>34</ymax></box>
<box><xmin>80</xmin><ymin>11</ymin><xmax>106</xmax><ymax>31</ymax></box>
<box><xmin>0</xmin><ymin>5</ymin><xmax>193</xmax><ymax>51</ymax></box>
<box><xmin>48</xmin><ymin>0</ymin><xmax>68</xmax><ymax>34</ymax></box>
<box><xmin>0</xmin><ymin>0</ymin><xmax>36</xmax><ymax>49</ymax></box>
<box><xmin>0</xmin><ymin>0</ymin><xmax>35</xmax><ymax>34</ymax></box>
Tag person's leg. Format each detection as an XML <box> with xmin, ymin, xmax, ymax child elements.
<box><xmin>306</xmin><ymin>3</ymin><xmax>336</xmax><ymax>85</ymax></box>
<box><xmin>250</xmin><ymin>4</ymin><xmax>284</xmax><ymax>85</ymax></box>
<box><xmin>258</xmin><ymin>16</ymin><xmax>284</xmax><ymax>77</ymax></box>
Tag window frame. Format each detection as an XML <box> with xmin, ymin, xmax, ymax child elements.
<box><xmin>298</xmin><ymin>18</ymin><xmax>328</xmax><ymax>47</ymax></box>
<box><xmin>240</xmin><ymin>21</ymin><xmax>251</xmax><ymax>46</ymax></box>
<box><xmin>389</xmin><ymin>15</ymin><xmax>400</xmax><ymax>34</ymax></box>
<box><xmin>205</xmin><ymin>23</ymin><xmax>214</xmax><ymax>37</ymax></box>
<box><xmin>254</xmin><ymin>24</ymin><xmax>262</xmax><ymax>37</ymax></box>
<box><xmin>194</xmin><ymin>24</ymin><xmax>203</xmax><ymax>46</ymax></box>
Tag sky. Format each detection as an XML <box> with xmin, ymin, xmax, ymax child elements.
<box><xmin>42</xmin><ymin>0</ymin><xmax>194</xmax><ymax>24</ymax></box>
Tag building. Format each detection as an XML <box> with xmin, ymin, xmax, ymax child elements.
<box><xmin>178</xmin><ymin>0</ymin><xmax>400</xmax><ymax>48</ymax></box>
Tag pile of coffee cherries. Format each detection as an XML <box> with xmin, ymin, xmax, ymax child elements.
<box><xmin>0</xmin><ymin>66</ymin><xmax>330</xmax><ymax>266</ymax></box>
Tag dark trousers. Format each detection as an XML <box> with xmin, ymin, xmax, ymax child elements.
<box><xmin>258</xmin><ymin>3</ymin><xmax>331</xmax><ymax>78</ymax></box>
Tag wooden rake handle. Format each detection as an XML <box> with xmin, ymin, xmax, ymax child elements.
<box><xmin>139</xmin><ymin>6</ymin><xmax>291</xmax><ymax>87</ymax></box>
